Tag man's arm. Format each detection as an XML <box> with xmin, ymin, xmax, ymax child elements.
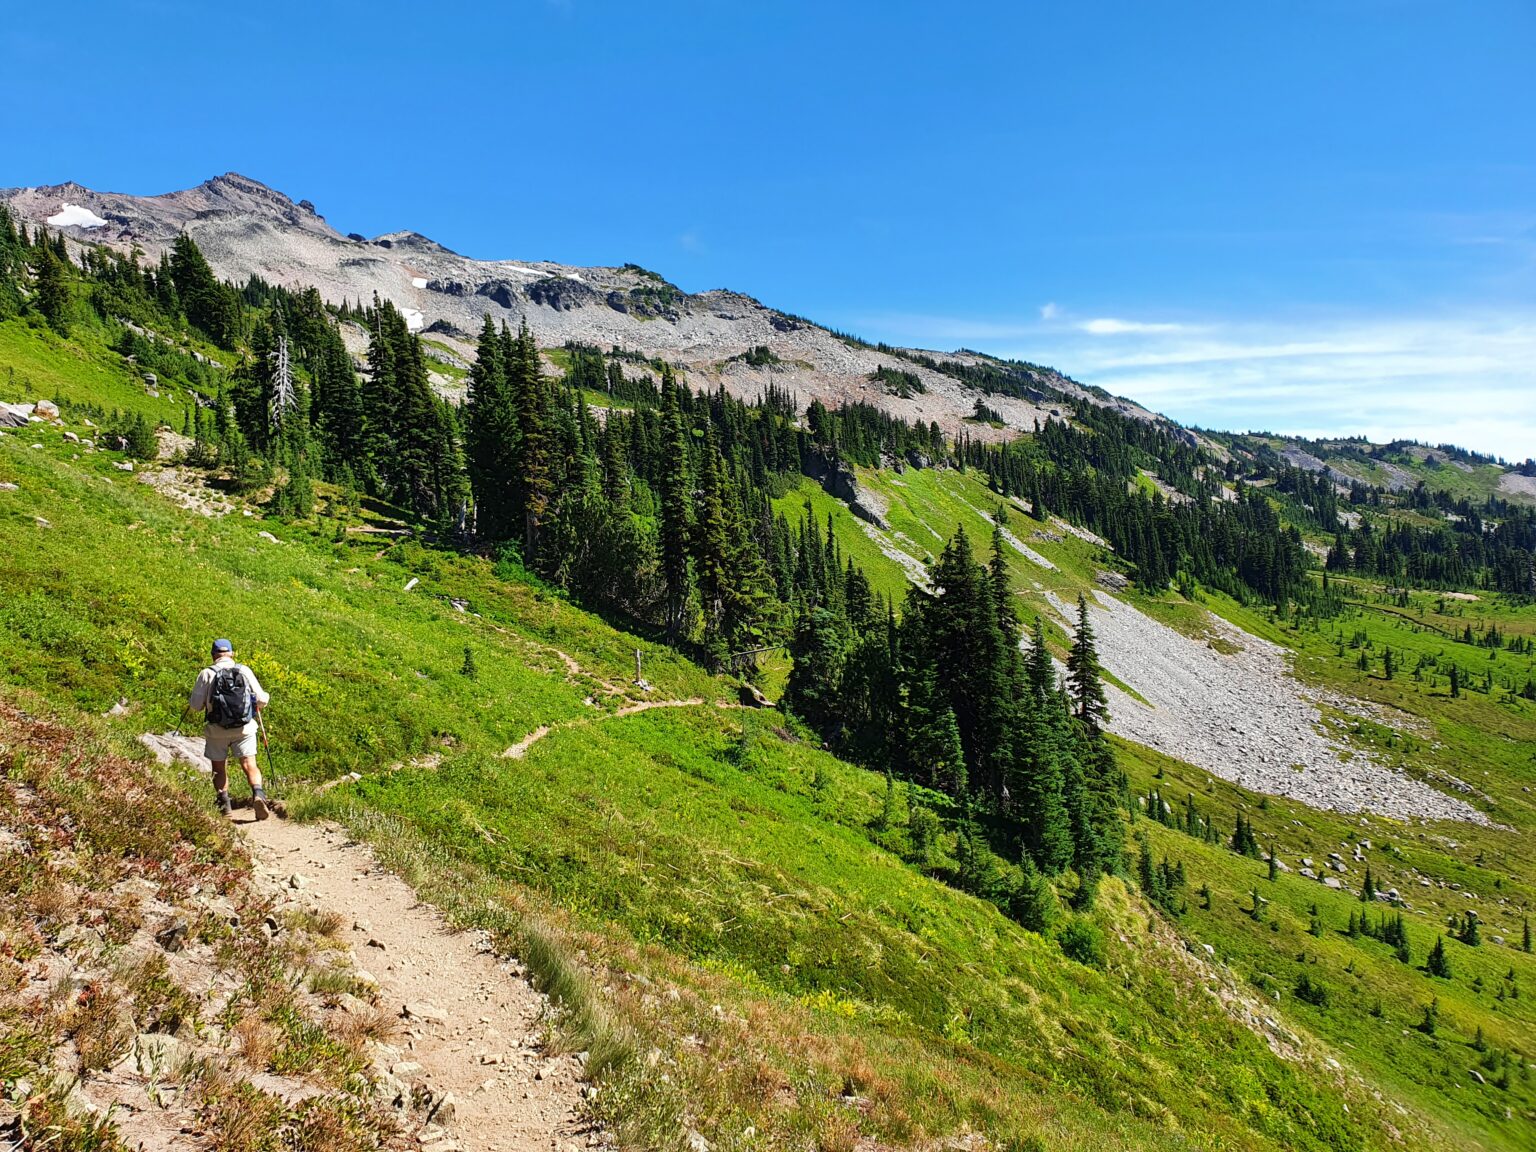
<box><xmin>188</xmin><ymin>669</ymin><xmax>211</xmax><ymax>712</ymax></box>
<box><xmin>241</xmin><ymin>665</ymin><xmax>272</xmax><ymax>711</ymax></box>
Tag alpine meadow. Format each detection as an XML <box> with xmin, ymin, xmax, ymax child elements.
<box><xmin>3</xmin><ymin>20</ymin><xmax>1536</xmax><ymax>1152</ymax></box>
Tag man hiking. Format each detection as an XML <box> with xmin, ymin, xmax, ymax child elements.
<box><xmin>188</xmin><ymin>639</ymin><xmax>271</xmax><ymax>819</ymax></box>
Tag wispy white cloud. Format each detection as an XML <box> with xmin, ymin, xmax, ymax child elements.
<box><xmin>1078</xmin><ymin>317</ymin><xmax>1185</xmax><ymax>335</ymax></box>
<box><xmin>1039</xmin><ymin>301</ymin><xmax>1059</xmax><ymax>320</ymax></box>
<box><xmin>1039</xmin><ymin>314</ymin><xmax>1536</xmax><ymax>461</ymax></box>
<box><xmin>850</xmin><ymin>307</ymin><xmax>1536</xmax><ymax>462</ymax></box>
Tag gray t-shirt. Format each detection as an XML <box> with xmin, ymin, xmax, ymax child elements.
<box><xmin>188</xmin><ymin>657</ymin><xmax>270</xmax><ymax>734</ymax></box>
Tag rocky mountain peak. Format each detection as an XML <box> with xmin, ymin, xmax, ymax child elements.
<box><xmin>0</xmin><ymin>172</ymin><xmax>1145</xmax><ymax>440</ymax></box>
<box><xmin>188</xmin><ymin>172</ymin><xmax>324</xmax><ymax>225</ymax></box>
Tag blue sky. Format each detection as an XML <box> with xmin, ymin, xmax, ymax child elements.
<box><xmin>4</xmin><ymin>1</ymin><xmax>1533</xmax><ymax>459</ymax></box>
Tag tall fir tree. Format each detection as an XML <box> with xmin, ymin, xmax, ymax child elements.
<box><xmin>658</xmin><ymin>376</ymin><xmax>694</xmax><ymax>639</ymax></box>
<box><xmin>1067</xmin><ymin>594</ymin><xmax>1110</xmax><ymax>733</ymax></box>
<box><xmin>464</xmin><ymin>314</ymin><xmax>519</xmax><ymax>541</ymax></box>
<box><xmin>510</xmin><ymin>320</ymin><xmax>552</xmax><ymax>560</ymax></box>
<box><xmin>30</xmin><ymin>235</ymin><xmax>70</xmax><ymax>333</ymax></box>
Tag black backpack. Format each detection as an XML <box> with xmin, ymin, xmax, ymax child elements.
<box><xmin>207</xmin><ymin>666</ymin><xmax>254</xmax><ymax>728</ymax></box>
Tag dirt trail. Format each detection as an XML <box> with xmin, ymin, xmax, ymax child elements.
<box><xmin>502</xmin><ymin>697</ymin><xmax>717</xmax><ymax>759</ymax></box>
<box><xmin>237</xmin><ymin>811</ymin><xmax>593</xmax><ymax>1152</ymax></box>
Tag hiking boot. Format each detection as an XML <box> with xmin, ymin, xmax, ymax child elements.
<box><xmin>252</xmin><ymin>787</ymin><xmax>269</xmax><ymax>822</ymax></box>
<box><xmin>216</xmin><ymin>790</ymin><xmax>233</xmax><ymax>817</ymax></box>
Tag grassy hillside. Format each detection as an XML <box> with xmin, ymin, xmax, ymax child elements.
<box><xmin>779</xmin><ymin>451</ymin><xmax>1536</xmax><ymax>1147</ymax></box>
<box><xmin>4</xmin><ymin>310</ymin><xmax>1535</xmax><ymax>1150</ymax></box>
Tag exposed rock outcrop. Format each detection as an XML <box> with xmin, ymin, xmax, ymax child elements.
<box><xmin>804</xmin><ymin>449</ymin><xmax>888</xmax><ymax>527</ymax></box>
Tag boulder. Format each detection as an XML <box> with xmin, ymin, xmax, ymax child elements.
<box><xmin>34</xmin><ymin>399</ymin><xmax>61</xmax><ymax>422</ymax></box>
<box><xmin>62</xmin><ymin>1083</ymin><xmax>99</xmax><ymax>1119</ymax></box>
<box><xmin>0</xmin><ymin>403</ymin><xmax>32</xmax><ymax>427</ymax></box>
<box><xmin>527</xmin><ymin>276</ymin><xmax>598</xmax><ymax>312</ymax></box>
<box><xmin>803</xmin><ymin>448</ymin><xmax>888</xmax><ymax>527</ymax></box>
<box><xmin>403</xmin><ymin>1001</ymin><xmax>448</xmax><ymax>1025</ymax></box>
<box><xmin>476</xmin><ymin>280</ymin><xmax>520</xmax><ymax>309</ymax></box>
<box><xmin>427</xmin><ymin>1090</ymin><xmax>458</xmax><ymax>1125</ymax></box>
<box><xmin>138</xmin><ymin>732</ymin><xmax>211</xmax><ymax>772</ymax></box>
<box><xmin>154</xmin><ymin>918</ymin><xmax>189</xmax><ymax>952</ymax></box>
<box><xmin>738</xmin><ymin>682</ymin><xmax>771</xmax><ymax>709</ymax></box>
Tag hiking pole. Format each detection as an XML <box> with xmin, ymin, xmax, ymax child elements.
<box><xmin>171</xmin><ymin>704</ymin><xmax>192</xmax><ymax>737</ymax></box>
<box><xmin>256</xmin><ymin>711</ymin><xmax>279</xmax><ymax>792</ymax></box>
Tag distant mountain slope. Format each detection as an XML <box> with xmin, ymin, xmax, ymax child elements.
<box><xmin>2</xmin><ymin>173</ymin><xmax>1138</xmax><ymax>437</ymax></box>
<box><xmin>7</xmin><ymin>172</ymin><xmax>1529</xmax><ymax>503</ymax></box>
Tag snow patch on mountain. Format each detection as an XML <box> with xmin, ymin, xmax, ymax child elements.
<box><xmin>47</xmin><ymin>203</ymin><xmax>108</xmax><ymax>229</ymax></box>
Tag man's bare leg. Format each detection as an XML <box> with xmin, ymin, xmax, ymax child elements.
<box><xmin>241</xmin><ymin>754</ymin><xmax>269</xmax><ymax>820</ymax></box>
<box><xmin>238</xmin><ymin>754</ymin><xmax>264</xmax><ymax>792</ymax></box>
<box><xmin>211</xmin><ymin>759</ymin><xmax>232</xmax><ymax>815</ymax></box>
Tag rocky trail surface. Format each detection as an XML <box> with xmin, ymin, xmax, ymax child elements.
<box><xmin>134</xmin><ymin>731</ymin><xmax>597</xmax><ymax>1152</ymax></box>
<box><xmin>238</xmin><ymin>812</ymin><xmax>594</xmax><ymax>1152</ymax></box>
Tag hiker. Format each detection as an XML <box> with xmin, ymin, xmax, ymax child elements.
<box><xmin>188</xmin><ymin>639</ymin><xmax>271</xmax><ymax>819</ymax></box>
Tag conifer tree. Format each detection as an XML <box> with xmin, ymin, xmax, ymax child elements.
<box><xmin>784</xmin><ymin>606</ymin><xmax>846</xmax><ymax>732</ymax></box>
<box><xmin>169</xmin><ymin>233</ymin><xmax>238</xmax><ymax>346</ymax></box>
<box><xmin>510</xmin><ymin>321</ymin><xmax>552</xmax><ymax>558</ymax></box>
<box><xmin>311</xmin><ymin>331</ymin><xmax>367</xmax><ymax>481</ymax></box>
<box><xmin>464</xmin><ymin>314</ymin><xmax>518</xmax><ymax>540</ymax></box>
<box><xmin>658</xmin><ymin>379</ymin><xmax>694</xmax><ymax>640</ymax></box>
<box><xmin>599</xmin><ymin>420</ymin><xmax>630</xmax><ymax>507</ymax></box>
<box><xmin>30</xmin><ymin>237</ymin><xmax>70</xmax><ymax>333</ymax></box>
<box><xmin>1010</xmin><ymin>855</ymin><xmax>1058</xmax><ymax>933</ymax></box>
<box><xmin>1457</xmin><ymin>911</ymin><xmax>1481</xmax><ymax>947</ymax></box>
<box><xmin>1025</xmin><ymin>616</ymin><xmax>1054</xmax><ymax>701</ymax></box>
<box><xmin>1067</xmin><ymin>594</ymin><xmax>1109</xmax><ymax>733</ymax></box>
<box><xmin>1426</xmin><ymin>935</ymin><xmax>1451</xmax><ymax>978</ymax></box>
<box><xmin>1018</xmin><ymin>712</ymin><xmax>1073</xmax><ymax>874</ymax></box>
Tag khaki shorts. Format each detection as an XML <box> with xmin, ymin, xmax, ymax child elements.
<box><xmin>204</xmin><ymin>725</ymin><xmax>257</xmax><ymax>762</ymax></box>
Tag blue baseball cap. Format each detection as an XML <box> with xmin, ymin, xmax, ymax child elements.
<box><xmin>211</xmin><ymin>638</ymin><xmax>233</xmax><ymax>654</ymax></box>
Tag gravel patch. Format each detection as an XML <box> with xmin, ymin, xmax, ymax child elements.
<box><xmin>1497</xmin><ymin>472</ymin><xmax>1536</xmax><ymax>503</ymax></box>
<box><xmin>1043</xmin><ymin>592</ymin><xmax>1488</xmax><ymax>824</ymax></box>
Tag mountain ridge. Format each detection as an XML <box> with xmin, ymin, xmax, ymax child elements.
<box><xmin>5</xmin><ymin>172</ymin><xmax>1531</xmax><ymax>498</ymax></box>
<box><xmin>0</xmin><ymin>172</ymin><xmax>1154</xmax><ymax>440</ymax></box>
